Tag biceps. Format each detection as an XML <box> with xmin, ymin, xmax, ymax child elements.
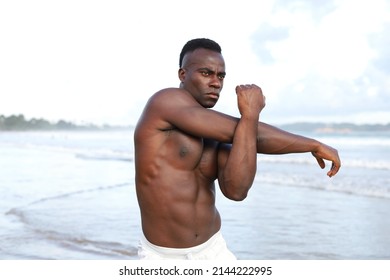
<box><xmin>166</xmin><ymin>107</ymin><xmax>238</xmax><ymax>143</ymax></box>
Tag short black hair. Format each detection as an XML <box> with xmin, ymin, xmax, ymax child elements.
<box><xmin>179</xmin><ymin>38</ymin><xmax>222</xmax><ymax>67</ymax></box>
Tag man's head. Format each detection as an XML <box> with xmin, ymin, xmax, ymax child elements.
<box><xmin>179</xmin><ymin>38</ymin><xmax>222</xmax><ymax>68</ymax></box>
<box><xmin>178</xmin><ymin>38</ymin><xmax>225</xmax><ymax>108</ymax></box>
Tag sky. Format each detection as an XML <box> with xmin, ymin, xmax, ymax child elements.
<box><xmin>1</xmin><ymin>0</ymin><xmax>389</xmax><ymax>126</ymax></box>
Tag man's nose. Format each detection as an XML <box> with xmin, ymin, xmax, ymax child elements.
<box><xmin>210</xmin><ymin>76</ymin><xmax>222</xmax><ymax>88</ymax></box>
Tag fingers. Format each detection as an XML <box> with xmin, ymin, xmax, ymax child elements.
<box><xmin>317</xmin><ymin>156</ymin><xmax>326</xmax><ymax>169</ymax></box>
<box><xmin>235</xmin><ymin>84</ymin><xmax>265</xmax><ymax>116</ymax></box>
<box><xmin>312</xmin><ymin>152</ymin><xmax>325</xmax><ymax>169</ymax></box>
<box><xmin>327</xmin><ymin>150</ymin><xmax>341</xmax><ymax>177</ymax></box>
<box><xmin>235</xmin><ymin>84</ymin><xmax>262</xmax><ymax>93</ymax></box>
<box><xmin>327</xmin><ymin>161</ymin><xmax>341</xmax><ymax>178</ymax></box>
<box><xmin>235</xmin><ymin>85</ymin><xmax>259</xmax><ymax>99</ymax></box>
<box><xmin>312</xmin><ymin>151</ymin><xmax>341</xmax><ymax>178</ymax></box>
<box><xmin>235</xmin><ymin>84</ymin><xmax>265</xmax><ymax>105</ymax></box>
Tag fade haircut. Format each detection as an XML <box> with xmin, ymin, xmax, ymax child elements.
<box><xmin>179</xmin><ymin>38</ymin><xmax>222</xmax><ymax>67</ymax></box>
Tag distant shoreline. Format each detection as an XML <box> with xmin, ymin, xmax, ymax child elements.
<box><xmin>1</xmin><ymin>114</ymin><xmax>389</xmax><ymax>133</ymax></box>
<box><xmin>278</xmin><ymin>122</ymin><xmax>390</xmax><ymax>134</ymax></box>
<box><xmin>0</xmin><ymin>114</ymin><xmax>132</xmax><ymax>131</ymax></box>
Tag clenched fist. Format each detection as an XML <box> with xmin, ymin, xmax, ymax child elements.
<box><xmin>235</xmin><ymin>84</ymin><xmax>265</xmax><ymax>119</ymax></box>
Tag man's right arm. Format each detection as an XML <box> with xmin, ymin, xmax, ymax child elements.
<box><xmin>151</xmin><ymin>87</ymin><xmax>341</xmax><ymax>177</ymax></box>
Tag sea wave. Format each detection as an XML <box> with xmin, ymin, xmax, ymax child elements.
<box><xmin>6</xmin><ymin>183</ymin><xmax>131</xmax><ymax>210</ymax></box>
<box><xmin>5</xmin><ymin>182</ymin><xmax>138</xmax><ymax>259</ymax></box>
<box><xmin>75</xmin><ymin>151</ymin><xmax>133</xmax><ymax>162</ymax></box>
<box><xmin>259</xmin><ymin>156</ymin><xmax>390</xmax><ymax>171</ymax></box>
<box><xmin>258</xmin><ymin>173</ymin><xmax>390</xmax><ymax>200</ymax></box>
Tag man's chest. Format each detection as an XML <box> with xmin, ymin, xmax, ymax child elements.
<box><xmin>163</xmin><ymin>130</ymin><xmax>219</xmax><ymax>178</ymax></box>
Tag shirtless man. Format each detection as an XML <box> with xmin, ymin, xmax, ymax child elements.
<box><xmin>134</xmin><ymin>38</ymin><xmax>340</xmax><ymax>260</ymax></box>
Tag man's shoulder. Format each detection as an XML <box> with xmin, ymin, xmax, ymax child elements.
<box><xmin>135</xmin><ymin>88</ymin><xmax>193</xmax><ymax>134</ymax></box>
<box><xmin>143</xmin><ymin>88</ymin><xmax>200</xmax><ymax>115</ymax></box>
<box><xmin>148</xmin><ymin>87</ymin><xmax>192</xmax><ymax>103</ymax></box>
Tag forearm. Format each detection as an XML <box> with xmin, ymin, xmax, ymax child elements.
<box><xmin>221</xmin><ymin>116</ymin><xmax>258</xmax><ymax>201</ymax></box>
<box><xmin>255</xmin><ymin>121</ymin><xmax>341</xmax><ymax>177</ymax></box>
<box><xmin>256</xmin><ymin>122</ymin><xmax>320</xmax><ymax>154</ymax></box>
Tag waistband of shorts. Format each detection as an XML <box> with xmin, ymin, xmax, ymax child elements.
<box><xmin>140</xmin><ymin>230</ymin><xmax>222</xmax><ymax>256</ymax></box>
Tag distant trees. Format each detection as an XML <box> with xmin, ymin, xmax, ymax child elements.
<box><xmin>0</xmin><ymin>114</ymin><xmax>31</xmax><ymax>130</ymax></box>
<box><xmin>0</xmin><ymin>114</ymin><xmax>105</xmax><ymax>131</ymax></box>
<box><xmin>1</xmin><ymin>113</ymin><xmax>388</xmax><ymax>132</ymax></box>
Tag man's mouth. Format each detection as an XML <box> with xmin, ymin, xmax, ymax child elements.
<box><xmin>207</xmin><ymin>93</ymin><xmax>219</xmax><ymax>100</ymax></box>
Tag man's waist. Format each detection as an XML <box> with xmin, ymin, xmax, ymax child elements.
<box><xmin>140</xmin><ymin>229</ymin><xmax>223</xmax><ymax>254</ymax></box>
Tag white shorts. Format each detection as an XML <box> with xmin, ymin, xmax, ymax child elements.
<box><xmin>138</xmin><ymin>231</ymin><xmax>237</xmax><ymax>260</ymax></box>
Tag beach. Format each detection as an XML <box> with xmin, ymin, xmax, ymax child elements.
<box><xmin>1</xmin><ymin>130</ymin><xmax>389</xmax><ymax>259</ymax></box>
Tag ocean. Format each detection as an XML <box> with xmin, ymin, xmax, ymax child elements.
<box><xmin>0</xmin><ymin>129</ymin><xmax>389</xmax><ymax>260</ymax></box>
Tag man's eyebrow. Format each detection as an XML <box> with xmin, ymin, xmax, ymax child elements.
<box><xmin>198</xmin><ymin>67</ymin><xmax>226</xmax><ymax>76</ymax></box>
<box><xmin>198</xmin><ymin>67</ymin><xmax>213</xmax><ymax>72</ymax></box>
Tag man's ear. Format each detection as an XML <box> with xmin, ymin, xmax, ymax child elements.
<box><xmin>178</xmin><ymin>68</ymin><xmax>186</xmax><ymax>82</ymax></box>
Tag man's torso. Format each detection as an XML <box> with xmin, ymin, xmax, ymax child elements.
<box><xmin>134</xmin><ymin>90</ymin><xmax>224</xmax><ymax>248</ymax></box>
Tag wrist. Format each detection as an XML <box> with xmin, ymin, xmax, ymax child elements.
<box><xmin>240</xmin><ymin>111</ymin><xmax>260</xmax><ymax>121</ymax></box>
<box><xmin>310</xmin><ymin>139</ymin><xmax>321</xmax><ymax>153</ymax></box>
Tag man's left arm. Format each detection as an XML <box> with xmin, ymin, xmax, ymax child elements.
<box><xmin>217</xmin><ymin>85</ymin><xmax>264</xmax><ymax>201</ymax></box>
<box><xmin>255</xmin><ymin>122</ymin><xmax>341</xmax><ymax>177</ymax></box>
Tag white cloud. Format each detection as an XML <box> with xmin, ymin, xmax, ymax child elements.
<box><xmin>0</xmin><ymin>0</ymin><xmax>389</xmax><ymax>125</ymax></box>
<box><xmin>249</xmin><ymin>0</ymin><xmax>390</xmax><ymax>124</ymax></box>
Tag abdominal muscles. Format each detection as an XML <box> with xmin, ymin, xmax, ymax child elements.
<box><xmin>137</xmin><ymin>167</ymin><xmax>221</xmax><ymax>248</ymax></box>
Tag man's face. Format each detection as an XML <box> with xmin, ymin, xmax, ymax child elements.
<box><xmin>179</xmin><ymin>48</ymin><xmax>226</xmax><ymax>108</ymax></box>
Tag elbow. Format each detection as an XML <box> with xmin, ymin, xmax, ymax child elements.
<box><xmin>223</xmin><ymin>186</ymin><xmax>249</xmax><ymax>201</ymax></box>
<box><xmin>230</xmin><ymin>192</ymin><xmax>248</xmax><ymax>201</ymax></box>
<box><xmin>220</xmin><ymin>177</ymin><xmax>254</xmax><ymax>201</ymax></box>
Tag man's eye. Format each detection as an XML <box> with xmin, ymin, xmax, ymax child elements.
<box><xmin>201</xmin><ymin>71</ymin><xmax>210</xmax><ymax>76</ymax></box>
<box><xmin>218</xmin><ymin>74</ymin><xmax>225</xmax><ymax>80</ymax></box>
